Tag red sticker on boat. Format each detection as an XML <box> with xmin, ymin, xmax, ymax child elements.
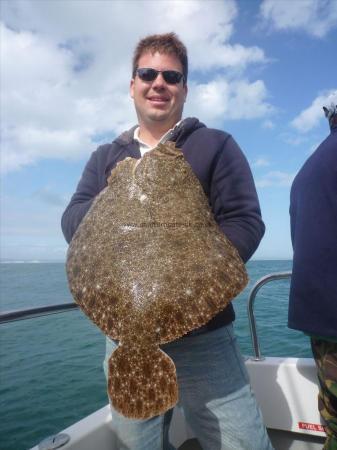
<box><xmin>298</xmin><ymin>422</ymin><xmax>326</xmax><ymax>432</ymax></box>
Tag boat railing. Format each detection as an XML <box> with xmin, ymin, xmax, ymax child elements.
<box><xmin>247</xmin><ymin>271</ymin><xmax>292</xmax><ymax>361</ymax></box>
<box><xmin>0</xmin><ymin>302</ymin><xmax>78</xmax><ymax>324</ymax></box>
<box><xmin>0</xmin><ymin>271</ymin><xmax>292</xmax><ymax>362</ymax></box>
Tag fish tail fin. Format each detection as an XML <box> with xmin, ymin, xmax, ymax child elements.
<box><xmin>108</xmin><ymin>343</ymin><xmax>178</xmax><ymax>419</ymax></box>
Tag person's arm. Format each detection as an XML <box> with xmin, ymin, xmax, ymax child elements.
<box><xmin>210</xmin><ymin>135</ymin><xmax>265</xmax><ymax>262</ymax></box>
<box><xmin>61</xmin><ymin>150</ymin><xmax>101</xmax><ymax>243</ymax></box>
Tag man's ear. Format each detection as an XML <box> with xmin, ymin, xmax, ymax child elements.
<box><xmin>184</xmin><ymin>83</ymin><xmax>188</xmax><ymax>102</ymax></box>
<box><xmin>130</xmin><ymin>79</ymin><xmax>135</xmax><ymax>99</ymax></box>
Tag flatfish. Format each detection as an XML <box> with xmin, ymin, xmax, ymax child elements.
<box><xmin>66</xmin><ymin>142</ymin><xmax>248</xmax><ymax>419</ymax></box>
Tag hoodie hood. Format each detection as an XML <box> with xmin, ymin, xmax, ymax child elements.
<box><xmin>113</xmin><ymin>117</ymin><xmax>206</xmax><ymax>148</ymax></box>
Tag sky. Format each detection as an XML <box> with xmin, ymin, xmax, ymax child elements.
<box><xmin>1</xmin><ymin>0</ymin><xmax>336</xmax><ymax>262</ymax></box>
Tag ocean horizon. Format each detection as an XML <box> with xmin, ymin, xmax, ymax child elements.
<box><xmin>0</xmin><ymin>257</ymin><xmax>293</xmax><ymax>264</ymax></box>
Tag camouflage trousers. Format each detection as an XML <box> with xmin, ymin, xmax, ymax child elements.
<box><xmin>311</xmin><ymin>338</ymin><xmax>337</xmax><ymax>450</ymax></box>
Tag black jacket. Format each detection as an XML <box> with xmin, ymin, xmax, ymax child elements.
<box><xmin>289</xmin><ymin>126</ymin><xmax>337</xmax><ymax>338</ymax></box>
<box><xmin>62</xmin><ymin>118</ymin><xmax>265</xmax><ymax>331</ymax></box>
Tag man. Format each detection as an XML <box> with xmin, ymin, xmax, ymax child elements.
<box><xmin>62</xmin><ymin>33</ymin><xmax>272</xmax><ymax>450</ymax></box>
<box><xmin>289</xmin><ymin>101</ymin><xmax>337</xmax><ymax>450</ymax></box>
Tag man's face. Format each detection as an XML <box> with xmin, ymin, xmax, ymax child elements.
<box><xmin>130</xmin><ymin>51</ymin><xmax>188</xmax><ymax>131</ymax></box>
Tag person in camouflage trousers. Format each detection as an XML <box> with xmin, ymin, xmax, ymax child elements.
<box><xmin>288</xmin><ymin>98</ymin><xmax>337</xmax><ymax>450</ymax></box>
<box><xmin>311</xmin><ymin>339</ymin><xmax>337</xmax><ymax>450</ymax></box>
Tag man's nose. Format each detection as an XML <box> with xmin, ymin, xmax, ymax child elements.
<box><xmin>152</xmin><ymin>72</ymin><xmax>166</xmax><ymax>88</ymax></box>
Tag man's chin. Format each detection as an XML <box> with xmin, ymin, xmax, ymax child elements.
<box><xmin>147</xmin><ymin>112</ymin><xmax>171</xmax><ymax>122</ymax></box>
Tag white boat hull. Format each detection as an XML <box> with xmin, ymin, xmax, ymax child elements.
<box><xmin>31</xmin><ymin>356</ymin><xmax>326</xmax><ymax>449</ymax></box>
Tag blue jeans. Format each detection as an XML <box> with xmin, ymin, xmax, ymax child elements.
<box><xmin>103</xmin><ymin>324</ymin><xmax>273</xmax><ymax>450</ymax></box>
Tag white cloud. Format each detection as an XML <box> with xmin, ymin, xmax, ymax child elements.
<box><xmin>0</xmin><ymin>22</ymin><xmax>137</xmax><ymax>173</ymax></box>
<box><xmin>252</xmin><ymin>158</ymin><xmax>270</xmax><ymax>168</ymax></box>
<box><xmin>291</xmin><ymin>89</ymin><xmax>337</xmax><ymax>133</ymax></box>
<box><xmin>309</xmin><ymin>141</ymin><xmax>321</xmax><ymax>154</ymax></box>
<box><xmin>260</xmin><ymin>0</ymin><xmax>337</xmax><ymax>37</ymax></box>
<box><xmin>256</xmin><ymin>171</ymin><xmax>295</xmax><ymax>188</ymax></box>
<box><xmin>262</xmin><ymin>119</ymin><xmax>275</xmax><ymax>129</ymax></box>
<box><xmin>2</xmin><ymin>0</ymin><xmax>265</xmax><ymax>71</ymax></box>
<box><xmin>0</xmin><ymin>0</ymin><xmax>269</xmax><ymax>173</ymax></box>
<box><xmin>282</xmin><ymin>133</ymin><xmax>310</xmax><ymax>147</ymax></box>
<box><xmin>185</xmin><ymin>78</ymin><xmax>273</xmax><ymax>125</ymax></box>
<box><xmin>32</xmin><ymin>187</ymin><xmax>69</xmax><ymax>207</ymax></box>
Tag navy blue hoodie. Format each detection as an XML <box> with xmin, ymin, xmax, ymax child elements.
<box><xmin>289</xmin><ymin>126</ymin><xmax>337</xmax><ymax>338</ymax></box>
<box><xmin>62</xmin><ymin>118</ymin><xmax>265</xmax><ymax>331</ymax></box>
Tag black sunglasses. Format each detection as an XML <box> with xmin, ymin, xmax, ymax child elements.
<box><xmin>135</xmin><ymin>68</ymin><xmax>185</xmax><ymax>85</ymax></box>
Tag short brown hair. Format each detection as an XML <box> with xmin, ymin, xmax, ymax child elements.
<box><xmin>132</xmin><ymin>32</ymin><xmax>188</xmax><ymax>84</ymax></box>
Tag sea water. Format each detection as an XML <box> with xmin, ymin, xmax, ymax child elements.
<box><xmin>0</xmin><ymin>260</ymin><xmax>310</xmax><ymax>450</ymax></box>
